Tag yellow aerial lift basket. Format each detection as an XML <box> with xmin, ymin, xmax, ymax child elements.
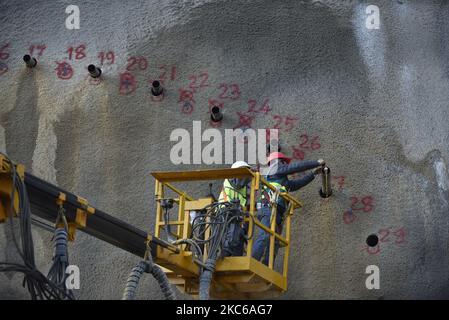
<box><xmin>150</xmin><ymin>167</ymin><xmax>302</xmax><ymax>299</ymax></box>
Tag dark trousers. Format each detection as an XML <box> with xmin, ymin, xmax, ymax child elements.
<box><xmin>252</xmin><ymin>205</ymin><xmax>284</xmax><ymax>265</ymax></box>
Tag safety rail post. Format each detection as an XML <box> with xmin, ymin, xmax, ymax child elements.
<box><xmin>268</xmin><ymin>202</ymin><xmax>277</xmax><ymax>270</ymax></box>
<box><xmin>154</xmin><ymin>179</ymin><xmax>164</xmax><ymax>238</ymax></box>
<box><xmin>283</xmin><ymin>203</ymin><xmax>294</xmax><ymax>278</ymax></box>
<box><xmin>246</xmin><ymin>172</ymin><xmax>258</xmax><ymax>259</ymax></box>
<box><xmin>181</xmin><ymin>199</ymin><xmax>191</xmax><ymax>243</ymax></box>
<box><xmin>177</xmin><ymin>195</ymin><xmax>185</xmax><ymax>240</ymax></box>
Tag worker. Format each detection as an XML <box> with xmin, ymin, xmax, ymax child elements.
<box><xmin>252</xmin><ymin>152</ymin><xmax>325</xmax><ymax>265</ymax></box>
<box><xmin>219</xmin><ymin>161</ymin><xmax>252</xmax><ymax>257</ymax></box>
<box><xmin>218</xmin><ymin>160</ymin><xmax>252</xmax><ymax>206</ymax></box>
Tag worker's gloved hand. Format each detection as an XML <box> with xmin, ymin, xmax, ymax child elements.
<box><xmin>317</xmin><ymin>159</ymin><xmax>325</xmax><ymax>166</ymax></box>
<box><xmin>312</xmin><ymin>167</ymin><xmax>323</xmax><ymax>176</ymax></box>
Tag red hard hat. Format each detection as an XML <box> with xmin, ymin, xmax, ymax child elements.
<box><xmin>267</xmin><ymin>152</ymin><xmax>291</xmax><ymax>164</ymax></box>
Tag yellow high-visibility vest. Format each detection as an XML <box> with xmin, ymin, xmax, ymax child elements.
<box><xmin>219</xmin><ymin>179</ymin><xmax>247</xmax><ymax>207</ymax></box>
<box><xmin>261</xmin><ymin>181</ymin><xmax>287</xmax><ymax>203</ymax></box>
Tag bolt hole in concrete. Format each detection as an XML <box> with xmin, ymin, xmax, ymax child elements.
<box><xmin>211</xmin><ymin>106</ymin><xmax>220</xmax><ymax>114</ymax></box>
<box><xmin>151</xmin><ymin>80</ymin><xmax>163</xmax><ymax>96</ymax></box>
<box><xmin>210</xmin><ymin>105</ymin><xmax>223</xmax><ymax>122</ymax></box>
<box><xmin>366</xmin><ymin>234</ymin><xmax>379</xmax><ymax>247</ymax></box>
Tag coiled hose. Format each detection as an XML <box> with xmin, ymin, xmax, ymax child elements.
<box><xmin>122</xmin><ymin>255</ymin><xmax>176</xmax><ymax>300</ymax></box>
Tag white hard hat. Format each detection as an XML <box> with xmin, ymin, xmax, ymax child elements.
<box><xmin>231</xmin><ymin>161</ymin><xmax>250</xmax><ymax>169</ymax></box>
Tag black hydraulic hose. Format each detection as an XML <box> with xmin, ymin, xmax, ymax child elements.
<box><xmin>199</xmin><ymin>258</ymin><xmax>217</xmax><ymax>300</ymax></box>
<box><xmin>150</xmin><ymin>263</ymin><xmax>176</xmax><ymax>300</ymax></box>
<box><xmin>122</xmin><ymin>259</ymin><xmax>176</xmax><ymax>300</ymax></box>
<box><xmin>122</xmin><ymin>261</ymin><xmax>147</xmax><ymax>300</ymax></box>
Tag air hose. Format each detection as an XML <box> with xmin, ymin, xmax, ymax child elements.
<box><xmin>122</xmin><ymin>260</ymin><xmax>148</xmax><ymax>300</ymax></box>
<box><xmin>122</xmin><ymin>251</ymin><xmax>176</xmax><ymax>300</ymax></box>
<box><xmin>198</xmin><ymin>258</ymin><xmax>217</xmax><ymax>300</ymax></box>
<box><xmin>150</xmin><ymin>261</ymin><xmax>176</xmax><ymax>300</ymax></box>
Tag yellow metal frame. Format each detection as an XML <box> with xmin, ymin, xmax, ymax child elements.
<box><xmin>0</xmin><ymin>155</ymin><xmax>25</xmax><ymax>223</ymax></box>
<box><xmin>0</xmin><ymin>155</ymin><xmax>94</xmax><ymax>242</ymax></box>
<box><xmin>150</xmin><ymin>168</ymin><xmax>302</xmax><ymax>299</ymax></box>
<box><xmin>67</xmin><ymin>196</ymin><xmax>95</xmax><ymax>241</ymax></box>
<box><xmin>55</xmin><ymin>191</ymin><xmax>96</xmax><ymax>241</ymax></box>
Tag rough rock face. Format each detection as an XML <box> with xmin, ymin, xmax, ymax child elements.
<box><xmin>0</xmin><ymin>0</ymin><xmax>448</xmax><ymax>299</ymax></box>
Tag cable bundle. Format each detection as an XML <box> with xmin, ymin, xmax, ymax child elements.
<box><xmin>0</xmin><ymin>154</ymin><xmax>74</xmax><ymax>300</ymax></box>
<box><xmin>189</xmin><ymin>201</ymin><xmax>246</xmax><ymax>300</ymax></box>
<box><xmin>47</xmin><ymin>227</ymin><xmax>75</xmax><ymax>299</ymax></box>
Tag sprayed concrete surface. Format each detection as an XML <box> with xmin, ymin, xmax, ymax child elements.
<box><xmin>0</xmin><ymin>0</ymin><xmax>449</xmax><ymax>299</ymax></box>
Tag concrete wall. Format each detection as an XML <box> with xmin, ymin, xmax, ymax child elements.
<box><xmin>0</xmin><ymin>0</ymin><xmax>448</xmax><ymax>299</ymax></box>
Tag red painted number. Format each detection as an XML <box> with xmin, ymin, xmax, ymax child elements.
<box><xmin>119</xmin><ymin>72</ymin><xmax>137</xmax><ymax>95</ymax></box>
<box><xmin>364</xmin><ymin>227</ymin><xmax>406</xmax><ymax>255</ymax></box>
<box><xmin>67</xmin><ymin>45</ymin><xmax>86</xmax><ymax>60</ymax></box>
<box><xmin>292</xmin><ymin>146</ymin><xmax>305</xmax><ymax>160</ymax></box>
<box><xmin>218</xmin><ymin>83</ymin><xmax>240</xmax><ymax>100</ymax></box>
<box><xmin>0</xmin><ymin>44</ymin><xmax>9</xmax><ymax>60</ymax></box>
<box><xmin>188</xmin><ymin>72</ymin><xmax>209</xmax><ymax>93</ymax></box>
<box><xmin>299</xmin><ymin>134</ymin><xmax>321</xmax><ymax>150</ymax></box>
<box><xmin>343</xmin><ymin>209</ymin><xmax>358</xmax><ymax>224</ymax></box>
<box><xmin>272</xmin><ymin>115</ymin><xmax>298</xmax><ymax>131</ymax></box>
<box><xmin>290</xmin><ymin>133</ymin><xmax>321</xmax><ymax>160</ymax></box>
<box><xmin>126</xmin><ymin>56</ymin><xmax>148</xmax><ymax>71</ymax></box>
<box><xmin>178</xmin><ymin>88</ymin><xmax>196</xmax><ymax>103</ymax></box>
<box><xmin>378</xmin><ymin>229</ymin><xmax>390</xmax><ymax>243</ymax></box>
<box><xmin>158</xmin><ymin>65</ymin><xmax>177</xmax><ymax>82</ymax></box>
<box><xmin>98</xmin><ymin>51</ymin><xmax>115</xmax><ymax>65</ymax></box>
<box><xmin>350</xmin><ymin>196</ymin><xmax>374</xmax><ymax>212</ymax></box>
<box><xmin>393</xmin><ymin>228</ymin><xmax>406</xmax><ymax>244</ymax></box>
<box><xmin>247</xmin><ymin>99</ymin><xmax>271</xmax><ymax>114</ymax></box>
<box><xmin>55</xmin><ymin>61</ymin><xmax>74</xmax><ymax>80</ymax></box>
<box><xmin>29</xmin><ymin>44</ymin><xmax>46</xmax><ymax>57</ymax></box>
<box><xmin>234</xmin><ymin>112</ymin><xmax>255</xmax><ymax>129</ymax></box>
<box><xmin>272</xmin><ymin>115</ymin><xmax>282</xmax><ymax>129</ymax></box>
<box><xmin>181</xmin><ymin>101</ymin><xmax>194</xmax><ymax>115</ymax></box>
<box><xmin>332</xmin><ymin>176</ymin><xmax>345</xmax><ymax>190</ymax></box>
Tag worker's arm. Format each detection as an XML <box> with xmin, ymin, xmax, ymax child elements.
<box><xmin>287</xmin><ymin>172</ymin><xmax>316</xmax><ymax>192</ymax></box>
<box><xmin>274</xmin><ymin>160</ymin><xmax>322</xmax><ymax>176</ymax></box>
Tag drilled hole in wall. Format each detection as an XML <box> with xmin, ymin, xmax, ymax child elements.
<box><xmin>366</xmin><ymin>234</ymin><xmax>379</xmax><ymax>247</ymax></box>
